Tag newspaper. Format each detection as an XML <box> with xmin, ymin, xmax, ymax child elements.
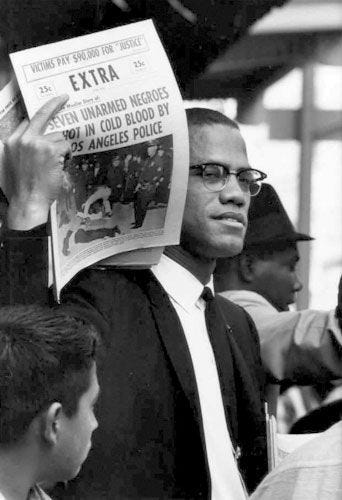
<box><xmin>10</xmin><ymin>20</ymin><xmax>189</xmax><ymax>299</ymax></box>
<box><xmin>0</xmin><ymin>78</ymin><xmax>24</xmax><ymax>199</ymax></box>
<box><xmin>265</xmin><ymin>405</ymin><xmax>320</xmax><ymax>470</ymax></box>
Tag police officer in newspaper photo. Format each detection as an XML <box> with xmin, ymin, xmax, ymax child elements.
<box><xmin>133</xmin><ymin>139</ymin><xmax>163</xmax><ymax>228</ymax></box>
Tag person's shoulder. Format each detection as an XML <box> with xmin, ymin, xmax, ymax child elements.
<box><xmin>62</xmin><ymin>268</ymin><xmax>155</xmax><ymax>342</ymax></box>
<box><xmin>220</xmin><ymin>289</ymin><xmax>275</xmax><ymax>312</ymax></box>
<box><xmin>216</xmin><ymin>292</ymin><xmax>255</xmax><ymax>327</ymax></box>
<box><xmin>217</xmin><ymin>292</ymin><xmax>259</xmax><ymax>337</ymax></box>
<box><xmin>216</xmin><ymin>292</ymin><xmax>245</xmax><ymax>312</ymax></box>
<box><xmin>251</xmin><ymin>422</ymin><xmax>342</xmax><ymax>500</ymax></box>
<box><xmin>68</xmin><ymin>266</ymin><xmax>151</xmax><ymax>295</ymax></box>
<box><xmin>284</xmin><ymin>421</ymin><xmax>342</xmax><ymax>468</ymax></box>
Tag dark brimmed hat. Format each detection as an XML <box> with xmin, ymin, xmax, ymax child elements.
<box><xmin>244</xmin><ymin>183</ymin><xmax>313</xmax><ymax>249</ymax></box>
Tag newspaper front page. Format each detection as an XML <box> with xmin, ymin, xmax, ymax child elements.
<box><xmin>10</xmin><ymin>20</ymin><xmax>189</xmax><ymax>298</ymax></box>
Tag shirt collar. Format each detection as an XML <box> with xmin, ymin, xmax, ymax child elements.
<box><xmin>152</xmin><ymin>254</ymin><xmax>214</xmax><ymax>313</ymax></box>
<box><xmin>220</xmin><ymin>289</ymin><xmax>278</xmax><ymax>311</ymax></box>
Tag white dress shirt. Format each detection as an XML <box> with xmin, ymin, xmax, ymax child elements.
<box><xmin>152</xmin><ymin>254</ymin><xmax>246</xmax><ymax>500</ymax></box>
<box><xmin>0</xmin><ymin>486</ymin><xmax>51</xmax><ymax>500</ymax></box>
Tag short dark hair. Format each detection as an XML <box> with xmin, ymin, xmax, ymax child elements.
<box><xmin>186</xmin><ymin>107</ymin><xmax>239</xmax><ymax>131</ymax></box>
<box><xmin>0</xmin><ymin>305</ymin><xmax>98</xmax><ymax>444</ymax></box>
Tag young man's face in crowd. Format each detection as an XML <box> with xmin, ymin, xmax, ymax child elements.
<box><xmin>180</xmin><ymin>123</ymin><xmax>250</xmax><ymax>259</ymax></box>
<box><xmin>251</xmin><ymin>244</ymin><xmax>303</xmax><ymax>311</ymax></box>
<box><xmin>56</xmin><ymin>363</ymin><xmax>99</xmax><ymax>481</ymax></box>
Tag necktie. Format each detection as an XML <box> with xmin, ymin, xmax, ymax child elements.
<box><xmin>201</xmin><ymin>286</ymin><xmax>238</xmax><ymax>444</ymax></box>
<box><xmin>201</xmin><ymin>285</ymin><xmax>214</xmax><ymax>304</ymax></box>
<box><xmin>202</xmin><ymin>288</ymin><xmax>269</xmax><ymax>492</ymax></box>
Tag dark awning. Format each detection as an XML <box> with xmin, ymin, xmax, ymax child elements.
<box><xmin>0</xmin><ymin>0</ymin><xmax>288</xmax><ymax>93</ymax></box>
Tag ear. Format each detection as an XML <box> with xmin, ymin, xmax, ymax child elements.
<box><xmin>42</xmin><ymin>402</ymin><xmax>63</xmax><ymax>446</ymax></box>
<box><xmin>238</xmin><ymin>253</ymin><xmax>257</xmax><ymax>283</ymax></box>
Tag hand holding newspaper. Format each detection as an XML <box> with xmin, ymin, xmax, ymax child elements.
<box><xmin>10</xmin><ymin>20</ymin><xmax>189</xmax><ymax>299</ymax></box>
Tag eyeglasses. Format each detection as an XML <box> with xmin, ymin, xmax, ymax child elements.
<box><xmin>189</xmin><ymin>163</ymin><xmax>267</xmax><ymax>196</ymax></box>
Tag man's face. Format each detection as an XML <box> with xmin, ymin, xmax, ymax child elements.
<box><xmin>181</xmin><ymin>123</ymin><xmax>250</xmax><ymax>259</ymax></box>
<box><xmin>56</xmin><ymin>363</ymin><xmax>99</xmax><ymax>481</ymax></box>
<box><xmin>147</xmin><ymin>145</ymin><xmax>157</xmax><ymax>157</ymax></box>
<box><xmin>251</xmin><ymin>245</ymin><xmax>303</xmax><ymax>311</ymax></box>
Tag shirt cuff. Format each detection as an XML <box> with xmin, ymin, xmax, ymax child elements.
<box><xmin>4</xmin><ymin>223</ymin><xmax>49</xmax><ymax>238</ymax></box>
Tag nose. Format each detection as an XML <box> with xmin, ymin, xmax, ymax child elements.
<box><xmin>293</xmin><ymin>273</ymin><xmax>303</xmax><ymax>293</ymax></box>
<box><xmin>92</xmin><ymin>414</ymin><xmax>99</xmax><ymax>431</ymax></box>
<box><xmin>218</xmin><ymin>172</ymin><xmax>249</xmax><ymax>206</ymax></box>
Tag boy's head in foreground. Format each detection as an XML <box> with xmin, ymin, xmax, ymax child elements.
<box><xmin>0</xmin><ymin>305</ymin><xmax>99</xmax><ymax>496</ymax></box>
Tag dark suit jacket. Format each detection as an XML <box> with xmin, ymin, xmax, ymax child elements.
<box><xmin>0</xmin><ymin>234</ymin><xmax>267</xmax><ymax>499</ymax></box>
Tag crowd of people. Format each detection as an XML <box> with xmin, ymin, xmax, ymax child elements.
<box><xmin>0</xmin><ymin>92</ymin><xmax>342</xmax><ymax>500</ymax></box>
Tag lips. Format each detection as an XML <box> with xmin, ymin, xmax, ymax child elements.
<box><xmin>213</xmin><ymin>212</ymin><xmax>247</xmax><ymax>226</ymax></box>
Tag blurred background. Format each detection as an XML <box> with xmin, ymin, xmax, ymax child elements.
<box><xmin>0</xmin><ymin>0</ymin><xmax>341</xmax><ymax>310</ymax></box>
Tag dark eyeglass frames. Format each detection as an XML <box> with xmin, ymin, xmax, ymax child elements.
<box><xmin>189</xmin><ymin>163</ymin><xmax>267</xmax><ymax>196</ymax></box>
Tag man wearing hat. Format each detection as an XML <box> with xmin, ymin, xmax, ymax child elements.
<box><xmin>215</xmin><ymin>183</ymin><xmax>342</xmax><ymax>416</ymax></box>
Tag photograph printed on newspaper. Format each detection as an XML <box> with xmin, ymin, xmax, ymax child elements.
<box><xmin>10</xmin><ymin>20</ymin><xmax>189</xmax><ymax>299</ymax></box>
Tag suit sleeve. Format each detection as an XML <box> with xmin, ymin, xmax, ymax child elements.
<box><xmin>0</xmin><ymin>225</ymin><xmax>50</xmax><ymax>305</ymax></box>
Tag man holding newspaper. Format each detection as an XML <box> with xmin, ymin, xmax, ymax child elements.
<box><xmin>1</xmin><ymin>97</ymin><xmax>268</xmax><ymax>498</ymax></box>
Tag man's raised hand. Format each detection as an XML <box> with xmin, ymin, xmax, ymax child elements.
<box><xmin>5</xmin><ymin>94</ymin><xmax>71</xmax><ymax>229</ymax></box>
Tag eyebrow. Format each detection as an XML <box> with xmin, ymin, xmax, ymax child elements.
<box><xmin>192</xmin><ymin>161</ymin><xmax>252</xmax><ymax>171</ymax></box>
